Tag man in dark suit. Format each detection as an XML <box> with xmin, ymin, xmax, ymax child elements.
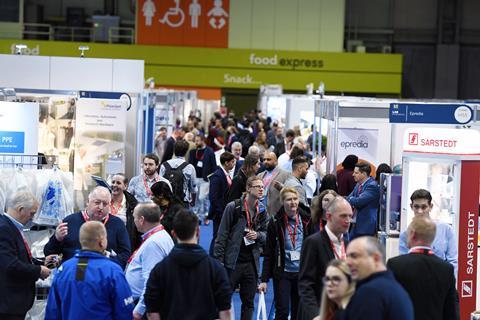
<box><xmin>387</xmin><ymin>216</ymin><xmax>459</xmax><ymax>320</ymax></box>
<box><xmin>347</xmin><ymin>162</ymin><xmax>379</xmax><ymax>239</ymax></box>
<box><xmin>207</xmin><ymin>151</ymin><xmax>236</xmax><ymax>254</ymax></box>
<box><xmin>161</xmin><ymin>127</ymin><xmax>185</xmax><ymax>164</ymax></box>
<box><xmin>273</xmin><ymin>129</ymin><xmax>295</xmax><ymax>158</ymax></box>
<box><xmin>0</xmin><ymin>190</ymin><xmax>53</xmax><ymax>319</ymax></box>
<box><xmin>297</xmin><ymin>196</ymin><xmax>353</xmax><ymax>320</ymax></box>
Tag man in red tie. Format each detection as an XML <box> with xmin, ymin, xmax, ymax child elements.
<box><xmin>0</xmin><ymin>190</ymin><xmax>53</xmax><ymax>319</ymax></box>
<box><xmin>207</xmin><ymin>151</ymin><xmax>236</xmax><ymax>254</ymax></box>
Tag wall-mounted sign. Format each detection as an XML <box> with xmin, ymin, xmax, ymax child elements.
<box><xmin>137</xmin><ymin>0</ymin><xmax>229</xmax><ymax>47</ymax></box>
<box><xmin>403</xmin><ymin>127</ymin><xmax>480</xmax><ymax>155</ymax></box>
<box><xmin>390</xmin><ymin>103</ymin><xmax>474</xmax><ymax>124</ymax></box>
<box><xmin>0</xmin><ymin>102</ymin><xmax>38</xmax><ymax>155</ymax></box>
<box><xmin>337</xmin><ymin>128</ymin><xmax>378</xmax><ymax>165</ymax></box>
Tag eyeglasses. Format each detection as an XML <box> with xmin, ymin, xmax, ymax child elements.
<box><xmin>322</xmin><ymin>275</ymin><xmax>344</xmax><ymax>286</ymax></box>
<box><xmin>412</xmin><ymin>204</ymin><xmax>430</xmax><ymax>210</ymax></box>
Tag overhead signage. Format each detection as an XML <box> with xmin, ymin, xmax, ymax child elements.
<box><xmin>137</xmin><ymin>0</ymin><xmax>229</xmax><ymax>47</ymax></box>
<box><xmin>390</xmin><ymin>103</ymin><xmax>474</xmax><ymax>124</ymax></box>
<box><xmin>337</xmin><ymin>128</ymin><xmax>378</xmax><ymax>165</ymax></box>
<box><xmin>403</xmin><ymin>128</ymin><xmax>480</xmax><ymax>155</ymax></box>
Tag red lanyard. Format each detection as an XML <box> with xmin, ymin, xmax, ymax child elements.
<box><xmin>244</xmin><ymin>199</ymin><xmax>258</xmax><ymax>230</ymax></box>
<box><xmin>143</xmin><ymin>175</ymin><xmax>159</xmax><ymax>197</ymax></box>
<box><xmin>284</xmin><ymin>212</ymin><xmax>299</xmax><ymax>248</ymax></box>
<box><xmin>127</xmin><ymin>225</ymin><xmax>165</xmax><ymax>264</ymax></box>
<box><xmin>330</xmin><ymin>238</ymin><xmax>346</xmax><ymax>260</ymax></box>
<box><xmin>17</xmin><ymin>230</ymin><xmax>32</xmax><ymax>262</ymax></box>
<box><xmin>82</xmin><ymin>210</ymin><xmax>110</xmax><ymax>225</ymax></box>
<box><xmin>409</xmin><ymin>248</ymin><xmax>434</xmax><ymax>255</ymax></box>
<box><xmin>110</xmin><ymin>196</ymin><xmax>123</xmax><ymax>216</ymax></box>
<box><xmin>196</xmin><ymin>149</ymin><xmax>205</xmax><ymax>161</ymax></box>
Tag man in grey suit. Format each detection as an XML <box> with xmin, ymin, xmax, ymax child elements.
<box><xmin>257</xmin><ymin>151</ymin><xmax>290</xmax><ymax>216</ymax></box>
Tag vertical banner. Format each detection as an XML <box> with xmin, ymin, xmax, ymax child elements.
<box><xmin>337</xmin><ymin>128</ymin><xmax>378</xmax><ymax>166</ymax></box>
<box><xmin>0</xmin><ymin>102</ymin><xmax>39</xmax><ymax>160</ymax></box>
<box><xmin>74</xmin><ymin>98</ymin><xmax>127</xmax><ymax>207</ymax></box>
<box><xmin>457</xmin><ymin>161</ymin><xmax>480</xmax><ymax>320</ymax></box>
<box><xmin>137</xmin><ymin>0</ymin><xmax>229</xmax><ymax>47</ymax></box>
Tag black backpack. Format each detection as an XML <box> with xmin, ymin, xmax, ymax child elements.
<box><xmin>163</xmin><ymin>161</ymin><xmax>189</xmax><ymax>201</ymax></box>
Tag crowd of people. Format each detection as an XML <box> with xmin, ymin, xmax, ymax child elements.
<box><xmin>0</xmin><ymin>110</ymin><xmax>460</xmax><ymax>320</ymax></box>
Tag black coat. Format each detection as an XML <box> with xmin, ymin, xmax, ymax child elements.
<box><xmin>297</xmin><ymin>229</ymin><xmax>348</xmax><ymax>320</ymax></box>
<box><xmin>208</xmin><ymin>167</ymin><xmax>230</xmax><ymax>221</ymax></box>
<box><xmin>161</xmin><ymin>136</ymin><xmax>176</xmax><ymax>164</ymax></box>
<box><xmin>387</xmin><ymin>251</ymin><xmax>459</xmax><ymax>320</ymax></box>
<box><xmin>0</xmin><ymin>215</ymin><xmax>42</xmax><ymax>316</ymax></box>
<box><xmin>124</xmin><ymin>190</ymin><xmax>141</xmax><ymax>250</ymax></box>
<box><xmin>261</xmin><ymin>207</ymin><xmax>313</xmax><ymax>282</ymax></box>
<box><xmin>226</xmin><ymin>170</ymin><xmax>247</xmax><ymax>203</ymax></box>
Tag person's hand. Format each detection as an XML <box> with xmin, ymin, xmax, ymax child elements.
<box><xmin>246</xmin><ymin>231</ymin><xmax>257</xmax><ymax>240</ymax></box>
<box><xmin>258</xmin><ymin>282</ymin><xmax>267</xmax><ymax>293</ymax></box>
<box><xmin>44</xmin><ymin>254</ymin><xmax>61</xmax><ymax>269</ymax></box>
<box><xmin>133</xmin><ymin>311</ymin><xmax>142</xmax><ymax>320</ymax></box>
<box><xmin>273</xmin><ymin>181</ymin><xmax>284</xmax><ymax>191</ymax></box>
<box><xmin>39</xmin><ymin>266</ymin><xmax>51</xmax><ymax>280</ymax></box>
<box><xmin>55</xmin><ymin>222</ymin><xmax>68</xmax><ymax>241</ymax></box>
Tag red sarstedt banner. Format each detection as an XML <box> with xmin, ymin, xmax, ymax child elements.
<box><xmin>137</xmin><ymin>0</ymin><xmax>229</xmax><ymax>47</ymax></box>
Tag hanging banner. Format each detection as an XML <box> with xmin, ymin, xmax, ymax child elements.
<box><xmin>0</xmin><ymin>102</ymin><xmax>39</xmax><ymax>156</ymax></box>
<box><xmin>74</xmin><ymin>98</ymin><xmax>127</xmax><ymax>207</ymax></box>
<box><xmin>337</xmin><ymin>128</ymin><xmax>378</xmax><ymax>166</ymax></box>
<box><xmin>137</xmin><ymin>0</ymin><xmax>229</xmax><ymax>47</ymax></box>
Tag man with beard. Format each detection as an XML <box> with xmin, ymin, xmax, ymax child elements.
<box><xmin>128</xmin><ymin>153</ymin><xmax>172</xmax><ymax>203</ymax></box>
<box><xmin>44</xmin><ymin>186</ymin><xmax>131</xmax><ymax>268</ymax></box>
<box><xmin>283</xmin><ymin>156</ymin><xmax>309</xmax><ymax>208</ymax></box>
<box><xmin>257</xmin><ymin>151</ymin><xmax>290</xmax><ymax>216</ymax></box>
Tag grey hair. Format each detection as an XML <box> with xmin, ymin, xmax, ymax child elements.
<box><xmin>6</xmin><ymin>189</ymin><xmax>39</xmax><ymax>211</ymax></box>
<box><xmin>325</xmin><ymin>196</ymin><xmax>349</xmax><ymax>215</ymax></box>
<box><xmin>88</xmin><ymin>186</ymin><xmax>111</xmax><ymax>202</ymax></box>
<box><xmin>363</xmin><ymin>236</ymin><xmax>386</xmax><ymax>265</ymax></box>
<box><xmin>231</xmin><ymin>141</ymin><xmax>242</xmax><ymax>150</ymax></box>
<box><xmin>248</xmin><ymin>145</ymin><xmax>260</xmax><ymax>156</ymax></box>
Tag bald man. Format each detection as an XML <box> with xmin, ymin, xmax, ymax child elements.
<box><xmin>46</xmin><ymin>221</ymin><xmax>134</xmax><ymax>319</ymax></box>
<box><xmin>257</xmin><ymin>151</ymin><xmax>290</xmax><ymax>216</ymax></box>
<box><xmin>44</xmin><ymin>186</ymin><xmax>131</xmax><ymax>268</ymax></box>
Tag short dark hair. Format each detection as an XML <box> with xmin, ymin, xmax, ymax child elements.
<box><xmin>410</xmin><ymin>189</ymin><xmax>432</xmax><ymax>205</ymax></box>
<box><xmin>173</xmin><ymin>209</ymin><xmax>198</xmax><ymax>240</ymax></box>
<box><xmin>174</xmin><ymin>140</ymin><xmax>189</xmax><ymax>157</ymax></box>
<box><xmin>286</xmin><ymin>129</ymin><xmax>295</xmax><ymax>138</ymax></box>
<box><xmin>355</xmin><ymin>162</ymin><xmax>371</xmax><ymax>176</ymax></box>
<box><xmin>195</xmin><ymin>134</ymin><xmax>205</xmax><ymax>141</ymax></box>
<box><xmin>220</xmin><ymin>151</ymin><xmax>235</xmax><ymax>165</ymax></box>
<box><xmin>289</xmin><ymin>146</ymin><xmax>305</xmax><ymax>160</ymax></box>
<box><xmin>135</xmin><ymin>203</ymin><xmax>161</xmax><ymax>223</ymax></box>
<box><xmin>292</xmin><ymin>156</ymin><xmax>309</xmax><ymax>171</ymax></box>
<box><xmin>144</xmin><ymin>153</ymin><xmax>160</xmax><ymax>166</ymax></box>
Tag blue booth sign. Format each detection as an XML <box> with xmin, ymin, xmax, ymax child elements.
<box><xmin>389</xmin><ymin>103</ymin><xmax>474</xmax><ymax>124</ymax></box>
<box><xmin>0</xmin><ymin>131</ymin><xmax>25</xmax><ymax>153</ymax></box>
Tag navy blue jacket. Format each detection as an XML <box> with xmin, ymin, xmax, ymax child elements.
<box><xmin>45</xmin><ymin>250</ymin><xmax>134</xmax><ymax>320</ymax></box>
<box><xmin>347</xmin><ymin>177</ymin><xmax>379</xmax><ymax>238</ymax></box>
<box><xmin>44</xmin><ymin>212</ymin><xmax>131</xmax><ymax>268</ymax></box>
<box><xmin>145</xmin><ymin>243</ymin><xmax>231</xmax><ymax>319</ymax></box>
<box><xmin>208</xmin><ymin>167</ymin><xmax>230</xmax><ymax>220</ymax></box>
<box><xmin>188</xmin><ymin>146</ymin><xmax>217</xmax><ymax>181</ymax></box>
<box><xmin>0</xmin><ymin>215</ymin><xmax>42</xmax><ymax>316</ymax></box>
<box><xmin>344</xmin><ymin>271</ymin><xmax>414</xmax><ymax>320</ymax></box>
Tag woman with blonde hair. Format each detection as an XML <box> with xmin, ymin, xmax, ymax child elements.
<box><xmin>317</xmin><ymin>259</ymin><xmax>355</xmax><ymax>320</ymax></box>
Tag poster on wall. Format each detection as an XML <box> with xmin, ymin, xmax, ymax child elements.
<box><xmin>0</xmin><ymin>102</ymin><xmax>39</xmax><ymax>165</ymax></box>
<box><xmin>337</xmin><ymin>128</ymin><xmax>378</xmax><ymax>167</ymax></box>
<box><xmin>74</xmin><ymin>98</ymin><xmax>127</xmax><ymax>207</ymax></box>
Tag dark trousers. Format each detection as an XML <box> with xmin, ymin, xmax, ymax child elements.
<box><xmin>209</xmin><ymin>216</ymin><xmax>221</xmax><ymax>256</ymax></box>
<box><xmin>273</xmin><ymin>272</ymin><xmax>299</xmax><ymax>320</ymax></box>
<box><xmin>228</xmin><ymin>262</ymin><xmax>257</xmax><ymax>320</ymax></box>
<box><xmin>0</xmin><ymin>314</ymin><xmax>25</xmax><ymax>320</ymax></box>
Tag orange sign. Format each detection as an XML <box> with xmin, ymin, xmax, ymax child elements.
<box><xmin>137</xmin><ymin>0</ymin><xmax>229</xmax><ymax>47</ymax></box>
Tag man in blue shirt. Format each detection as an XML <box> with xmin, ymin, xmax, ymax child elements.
<box><xmin>45</xmin><ymin>221</ymin><xmax>134</xmax><ymax>320</ymax></box>
<box><xmin>398</xmin><ymin>189</ymin><xmax>457</xmax><ymax>275</ymax></box>
<box><xmin>125</xmin><ymin>203</ymin><xmax>174</xmax><ymax>320</ymax></box>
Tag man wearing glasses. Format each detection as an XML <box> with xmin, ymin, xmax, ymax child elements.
<box><xmin>44</xmin><ymin>186</ymin><xmax>131</xmax><ymax>268</ymax></box>
<box><xmin>398</xmin><ymin>189</ymin><xmax>457</xmax><ymax>275</ymax></box>
<box><xmin>214</xmin><ymin>176</ymin><xmax>269</xmax><ymax>320</ymax></box>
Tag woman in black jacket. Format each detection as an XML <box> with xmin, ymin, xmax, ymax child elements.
<box><xmin>226</xmin><ymin>154</ymin><xmax>260</xmax><ymax>202</ymax></box>
<box><xmin>258</xmin><ymin>187</ymin><xmax>314</xmax><ymax>320</ymax></box>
